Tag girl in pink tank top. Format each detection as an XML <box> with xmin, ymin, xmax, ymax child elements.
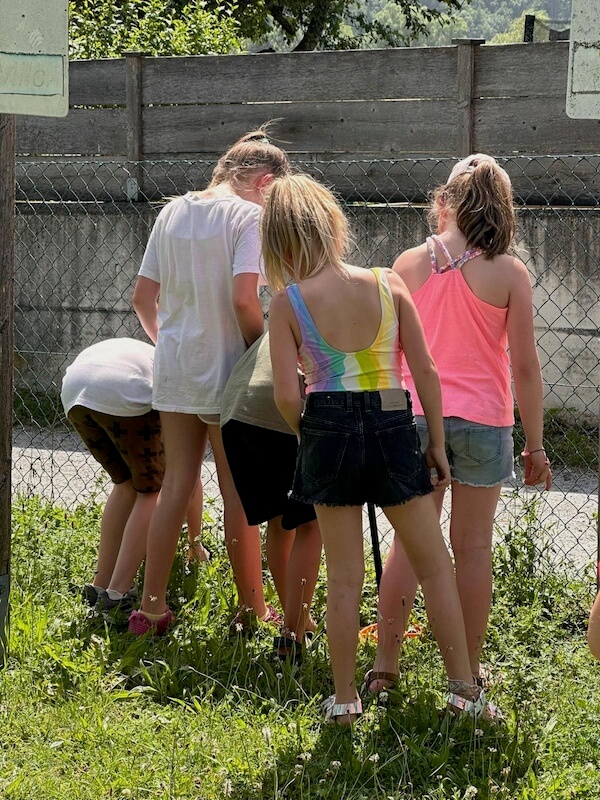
<box><xmin>368</xmin><ymin>154</ymin><xmax>552</xmax><ymax>696</ymax></box>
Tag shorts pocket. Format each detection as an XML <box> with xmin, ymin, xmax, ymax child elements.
<box><xmin>375</xmin><ymin>423</ymin><xmax>423</xmax><ymax>482</ymax></box>
<box><xmin>464</xmin><ymin>425</ymin><xmax>502</xmax><ymax>465</ymax></box>
<box><xmin>298</xmin><ymin>427</ymin><xmax>350</xmax><ymax>489</ymax></box>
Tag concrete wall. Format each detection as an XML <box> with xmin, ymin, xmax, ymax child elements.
<box><xmin>14</xmin><ymin>202</ymin><xmax>599</xmax><ymax>420</ymax></box>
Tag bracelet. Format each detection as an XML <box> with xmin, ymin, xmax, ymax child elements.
<box><xmin>521</xmin><ymin>448</ymin><xmax>546</xmax><ymax>457</ymax></box>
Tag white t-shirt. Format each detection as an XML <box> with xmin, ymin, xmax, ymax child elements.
<box><xmin>61</xmin><ymin>338</ymin><xmax>154</xmax><ymax>417</ymax></box>
<box><xmin>138</xmin><ymin>192</ymin><xmax>262</xmax><ymax>414</ymax></box>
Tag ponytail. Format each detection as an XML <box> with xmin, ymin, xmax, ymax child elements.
<box><xmin>429</xmin><ymin>155</ymin><xmax>516</xmax><ymax>258</ymax></box>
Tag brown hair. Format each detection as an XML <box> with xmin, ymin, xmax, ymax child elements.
<box><xmin>262</xmin><ymin>174</ymin><xmax>350</xmax><ymax>291</ymax></box>
<box><xmin>209</xmin><ymin>126</ymin><xmax>290</xmax><ymax>189</ymax></box>
<box><xmin>428</xmin><ymin>157</ymin><xmax>516</xmax><ymax>258</ymax></box>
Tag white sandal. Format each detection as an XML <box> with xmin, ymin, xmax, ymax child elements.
<box><xmin>322</xmin><ymin>694</ymin><xmax>363</xmax><ymax>725</ymax></box>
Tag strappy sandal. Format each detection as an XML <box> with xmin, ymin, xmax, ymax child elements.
<box><xmin>361</xmin><ymin>669</ymin><xmax>398</xmax><ymax>695</ymax></box>
<box><xmin>446</xmin><ymin>684</ymin><xmax>504</xmax><ymax>722</ymax></box>
<box><xmin>322</xmin><ymin>695</ymin><xmax>363</xmax><ymax>725</ymax></box>
<box><xmin>273</xmin><ymin>635</ymin><xmax>303</xmax><ymax>665</ymax></box>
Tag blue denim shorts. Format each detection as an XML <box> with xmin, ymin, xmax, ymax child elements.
<box><xmin>291</xmin><ymin>390</ymin><xmax>433</xmax><ymax>508</ymax></box>
<box><xmin>415</xmin><ymin>416</ymin><xmax>515</xmax><ymax>488</ymax></box>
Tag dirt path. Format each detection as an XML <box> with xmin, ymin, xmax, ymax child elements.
<box><xmin>12</xmin><ymin>427</ymin><xmax>598</xmax><ymax>573</ymax></box>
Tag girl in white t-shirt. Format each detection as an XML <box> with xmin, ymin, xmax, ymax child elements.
<box><xmin>130</xmin><ymin>130</ymin><xmax>290</xmax><ymax>635</ymax></box>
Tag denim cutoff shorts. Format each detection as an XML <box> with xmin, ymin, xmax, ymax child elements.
<box><xmin>415</xmin><ymin>416</ymin><xmax>515</xmax><ymax>488</ymax></box>
<box><xmin>290</xmin><ymin>389</ymin><xmax>433</xmax><ymax>508</ymax></box>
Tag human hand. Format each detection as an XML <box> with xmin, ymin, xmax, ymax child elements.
<box><xmin>522</xmin><ymin>449</ymin><xmax>552</xmax><ymax>490</ymax></box>
<box><xmin>425</xmin><ymin>446</ymin><xmax>451</xmax><ymax>491</ymax></box>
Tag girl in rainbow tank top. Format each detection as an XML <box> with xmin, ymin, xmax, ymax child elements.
<box><xmin>368</xmin><ymin>154</ymin><xmax>552</xmax><ymax>697</ymax></box>
<box><xmin>263</xmin><ymin>173</ymin><xmax>498</xmax><ymax>725</ymax></box>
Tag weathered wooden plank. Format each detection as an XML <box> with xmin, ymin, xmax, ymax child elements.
<box><xmin>473</xmin><ymin>96</ymin><xmax>600</xmax><ymax>154</ymax></box>
<box><xmin>142</xmin><ymin>48</ymin><xmax>457</xmax><ymax>105</ymax></box>
<box><xmin>69</xmin><ymin>59</ymin><xmax>126</xmax><ymax>106</ymax></box>
<box><xmin>16</xmin><ymin>156</ymin><xmax>600</xmax><ymax>205</ymax></box>
<box><xmin>143</xmin><ymin>100</ymin><xmax>457</xmax><ymax>157</ymax></box>
<box><xmin>475</xmin><ymin>42</ymin><xmax>569</xmax><ymax>98</ymax></box>
<box><xmin>16</xmin><ymin>109</ymin><xmax>127</xmax><ymax>156</ymax></box>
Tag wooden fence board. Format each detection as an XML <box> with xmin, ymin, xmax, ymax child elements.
<box><xmin>142</xmin><ymin>100</ymin><xmax>457</xmax><ymax>157</ymax></box>
<box><xmin>475</xmin><ymin>42</ymin><xmax>569</xmax><ymax>97</ymax></box>
<box><xmin>142</xmin><ymin>48</ymin><xmax>457</xmax><ymax>105</ymax></box>
<box><xmin>16</xmin><ymin>109</ymin><xmax>127</xmax><ymax>156</ymax></box>
<box><xmin>69</xmin><ymin>59</ymin><xmax>126</xmax><ymax>106</ymax></box>
<box><xmin>474</xmin><ymin>97</ymin><xmax>600</xmax><ymax>154</ymax></box>
<box><xmin>15</xmin><ymin>156</ymin><xmax>600</xmax><ymax>205</ymax></box>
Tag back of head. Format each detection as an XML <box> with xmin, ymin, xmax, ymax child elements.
<box><xmin>262</xmin><ymin>174</ymin><xmax>350</xmax><ymax>291</ymax></box>
<box><xmin>430</xmin><ymin>153</ymin><xmax>516</xmax><ymax>258</ymax></box>
<box><xmin>210</xmin><ymin>127</ymin><xmax>290</xmax><ymax>189</ymax></box>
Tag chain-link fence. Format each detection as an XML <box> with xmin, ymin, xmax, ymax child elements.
<box><xmin>12</xmin><ymin>156</ymin><xmax>600</xmax><ymax>576</ymax></box>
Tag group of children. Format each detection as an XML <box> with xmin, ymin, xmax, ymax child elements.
<box><xmin>63</xmin><ymin>128</ymin><xmax>599</xmax><ymax>727</ymax></box>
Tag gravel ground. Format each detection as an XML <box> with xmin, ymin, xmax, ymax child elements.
<box><xmin>12</xmin><ymin>427</ymin><xmax>599</xmax><ymax>573</ymax></box>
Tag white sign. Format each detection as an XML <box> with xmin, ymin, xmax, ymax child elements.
<box><xmin>567</xmin><ymin>0</ymin><xmax>600</xmax><ymax>119</ymax></box>
<box><xmin>0</xmin><ymin>0</ymin><xmax>68</xmax><ymax>117</ymax></box>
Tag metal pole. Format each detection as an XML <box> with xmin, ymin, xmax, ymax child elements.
<box><xmin>367</xmin><ymin>502</ymin><xmax>382</xmax><ymax>589</ymax></box>
<box><xmin>0</xmin><ymin>113</ymin><xmax>15</xmax><ymax>664</ymax></box>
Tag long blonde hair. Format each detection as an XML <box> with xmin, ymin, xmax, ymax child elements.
<box><xmin>209</xmin><ymin>126</ymin><xmax>290</xmax><ymax>190</ymax></box>
<box><xmin>262</xmin><ymin>174</ymin><xmax>350</xmax><ymax>291</ymax></box>
<box><xmin>429</xmin><ymin>154</ymin><xmax>516</xmax><ymax>258</ymax></box>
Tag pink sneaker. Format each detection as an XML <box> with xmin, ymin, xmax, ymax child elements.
<box><xmin>128</xmin><ymin>608</ymin><xmax>174</xmax><ymax>636</ymax></box>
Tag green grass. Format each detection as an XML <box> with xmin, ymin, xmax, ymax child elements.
<box><xmin>1</xmin><ymin>494</ymin><xmax>600</xmax><ymax>799</ymax></box>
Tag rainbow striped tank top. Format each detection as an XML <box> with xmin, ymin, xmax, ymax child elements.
<box><xmin>286</xmin><ymin>268</ymin><xmax>405</xmax><ymax>394</ymax></box>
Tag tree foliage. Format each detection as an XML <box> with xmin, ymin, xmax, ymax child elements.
<box><xmin>69</xmin><ymin>0</ymin><xmax>240</xmax><ymax>59</ymax></box>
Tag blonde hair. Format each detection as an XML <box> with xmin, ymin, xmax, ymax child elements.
<box><xmin>429</xmin><ymin>155</ymin><xmax>516</xmax><ymax>258</ymax></box>
<box><xmin>262</xmin><ymin>174</ymin><xmax>350</xmax><ymax>291</ymax></box>
<box><xmin>209</xmin><ymin>126</ymin><xmax>290</xmax><ymax>189</ymax></box>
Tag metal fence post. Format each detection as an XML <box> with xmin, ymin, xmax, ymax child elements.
<box><xmin>0</xmin><ymin>113</ymin><xmax>15</xmax><ymax>664</ymax></box>
<box><xmin>452</xmin><ymin>38</ymin><xmax>485</xmax><ymax>157</ymax></box>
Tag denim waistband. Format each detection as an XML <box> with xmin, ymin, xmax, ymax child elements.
<box><xmin>305</xmin><ymin>388</ymin><xmax>411</xmax><ymax>412</ymax></box>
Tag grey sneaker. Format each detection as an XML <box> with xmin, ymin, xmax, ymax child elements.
<box><xmin>91</xmin><ymin>588</ymin><xmax>138</xmax><ymax>629</ymax></box>
<box><xmin>82</xmin><ymin>584</ymin><xmax>100</xmax><ymax>607</ymax></box>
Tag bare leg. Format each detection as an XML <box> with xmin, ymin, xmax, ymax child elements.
<box><xmin>186</xmin><ymin>479</ymin><xmax>210</xmax><ymax>563</ymax></box>
<box><xmin>281</xmin><ymin>518</ymin><xmax>322</xmax><ymax>641</ymax></box>
<box><xmin>94</xmin><ymin>481</ymin><xmax>137</xmax><ymax>588</ymax></box>
<box><xmin>588</xmin><ymin>591</ymin><xmax>600</xmax><ymax>660</ymax></box>
<box><xmin>372</xmin><ymin>488</ymin><xmax>445</xmax><ymax>687</ymax></box>
<box><xmin>450</xmin><ymin>482</ymin><xmax>502</xmax><ymax>677</ymax></box>
<box><xmin>107</xmin><ymin>491</ymin><xmax>158</xmax><ymax>595</ymax></box>
<box><xmin>381</xmin><ymin>494</ymin><xmax>472</xmax><ymax>685</ymax></box>
<box><xmin>141</xmin><ymin>413</ymin><xmax>208</xmax><ymax>615</ymax></box>
<box><xmin>316</xmin><ymin>505</ymin><xmax>364</xmax><ymax>709</ymax></box>
<box><xmin>265</xmin><ymin>517</ymin><xmax>295</xmax><ymax>610</ymax></box>
<box><xmin>209</xmin><ymin>425</ymin><xmax>267</xmax><ymax>618</ymax></box>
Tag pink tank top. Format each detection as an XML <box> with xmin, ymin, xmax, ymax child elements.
<box><xmin>404</xmin><ymin>235</ymin><xmax>514</xmax><ymax>427</ymax></box>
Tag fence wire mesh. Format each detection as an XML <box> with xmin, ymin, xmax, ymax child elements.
<box><xmin>12</xmin><ymin>156</ymin><xmax>600</xmax><ymax>576</ymax></box>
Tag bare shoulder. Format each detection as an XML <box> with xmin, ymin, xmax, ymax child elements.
<box><xmin>269</xmin><ymin>288</ymin><xmax>292</xmax><ymax>315</ymax></box>
<box><xmin>504</xmin><ymin>255</ymin><xmax>533</xmax><ymax>291</ymax></box>
<box><xmin>392</xmin><ymin>243</ymin><xmax>429</xmax><ymax>275</ymax></box>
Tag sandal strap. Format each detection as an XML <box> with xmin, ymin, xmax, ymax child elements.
<box><xmin>322</xmin><ymin>694</ymin><xmax>363</xmax><ymax>723</ymax></box>
<box><xmin>446</xmin><ymin>687</ymin><xmax>487</xmax><ymax>717</ymax></box>
<box><xmin>367</xmin><ymin>670</ymin><xmax>398</xmax><ymax>684</ymax></box>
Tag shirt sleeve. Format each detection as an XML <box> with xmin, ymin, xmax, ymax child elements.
<box><xmin>232</xmin><ymin>205</ymin><xmax>262</xmax><ymax>277</ymax></box>
<box><xmin>138</xmin><ymin>217</ymin><xmax>161</xmax><ymax>283</ymax></box>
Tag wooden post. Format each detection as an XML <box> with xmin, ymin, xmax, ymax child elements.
<box><xmin>0</xmin><ymin>113</ymin><xmax>15</xmax><ymax>664</ymax></box>
<box><xmin>124</xmin><ymin>52</ymin><xmax>146</xmax><ymax>201</ymax></box>
<box><xmin>453</xmin><ymin>39</ymin><xmax>485</xmax><ymax>158</ymax></box>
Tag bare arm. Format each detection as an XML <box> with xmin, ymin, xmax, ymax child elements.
<box><xmin>506</xmin><ymin>260</ymin><xmax>552</xmax><ymax>489</ymax></box>
<box><xmin>392</xmin><ymin>272</ymin><xmax>450</xmax><ymax>489</ymax></box>
<box><xmin>233</xmin><ymin>272</ymin><xmax>264</xmax><ymax>347</ymax></box>
<box><xmin>269</xmin><ymin>291</ymin><xmax>303</xmax><ymax>438</ymax></box>
<box><xmin>588</xmin><ymin>591</ymin><xmax>600</xmax><ymax>660</ymax></box>
<box><xmin>132</xmin><ymin>276</ymin><xmax>160</xmax><ymax>344</ymax></box>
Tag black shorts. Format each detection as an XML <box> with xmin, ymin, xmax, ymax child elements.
<box><xmin>222</xmin><ymin>420</ymin><xmax>316</xmax><ymax>530</ymax></box>
<box><xmin>291</xmin><ymin>390</ymin><xmax>433</xmax><ymax>508</ymax></box>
